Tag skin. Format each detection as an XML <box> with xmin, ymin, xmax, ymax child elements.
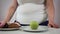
<box><xmin>0</xmin><ymin>0</ymin><xmax>59</xmax><ymax>28</ymax></box>
<box><xmin>46</xmin><ymin>0</ymin><xmax>59</xmax><ymax>28</ymax></box>
<box><xmin>0</xmin><ymin>0</ymin><xmax>18</xmax><ymax>27</ymax></box>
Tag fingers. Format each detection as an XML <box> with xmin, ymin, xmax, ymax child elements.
<box><xmin>0</xmin><ymin>22</ymin><xmax>5</xmax><ymax>28</ymax></box>
<box><xmin>53</xmin><ymin>23</ymin><xmax>59</xmax><ymax>28</ymax></box>
<box><xmin>48</xmin><ymin>24</ymin><xmax>52</xmax><ymax>28</ymax></box>
<box><xmin>0</xmin><ymin>24</ymin><xmax>4</xmax><ymax>27</ymax></box>
<box><xmin>48</xmin><ymin>23</ymin><xmax>59</xmax><ymax>28</ymax></box>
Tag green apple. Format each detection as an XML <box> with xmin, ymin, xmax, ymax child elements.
<box><xmin>30</xmin><ymin>21</ymin><xmax>39</xmax><ymax>30</ymax></box>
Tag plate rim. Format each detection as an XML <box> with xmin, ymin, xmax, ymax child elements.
<box><xmin>20</xmin><ymin>26</ymin><xmax>48</xmax><ymax>32</ymax></box>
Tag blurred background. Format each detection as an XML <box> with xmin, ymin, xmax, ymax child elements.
<box><xmin>0</xmin><ymin>0</ymin><xmax>12</xmax><ymax>21</ymax></box>
<box><xmin>0</xmin><ymin>0</ymin><xmax>60</xmax><ymax>24</ymax></box>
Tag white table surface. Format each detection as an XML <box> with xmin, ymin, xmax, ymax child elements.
<box><xmin>0</xmin><ymin>28</ymin><xmax>60</xmax><ymax>34</ymax></box>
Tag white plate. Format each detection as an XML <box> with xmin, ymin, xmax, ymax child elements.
<box><xmin>0</xmin><ymin>28</ymin><xmax>20</xmax><ymax>31</ymax></box>
<box><xmin>20</xmin><ymin>26</ymin><xmax>48</xmax><ymax>32</ymax></box>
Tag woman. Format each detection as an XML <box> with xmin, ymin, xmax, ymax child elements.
<box><xmin>0</xmin><ymin>0</ymin><xmax>59</xmax><ymax>28</ymax></box>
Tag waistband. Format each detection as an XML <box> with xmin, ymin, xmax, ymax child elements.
<box><xmin>14</xmin><ymin>20</ymin><xmax>48</xmax><ymax>26</ymax></box>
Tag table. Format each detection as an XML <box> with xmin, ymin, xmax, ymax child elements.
<box><xmin>0</xmin><ymin>28</ymin><xmax>60</xmax><ymax>34</ymax></box>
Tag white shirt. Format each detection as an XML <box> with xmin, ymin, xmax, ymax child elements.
<box><xmin>9</xmin><ymin>0</ymin><xmax>47</xmax><ymax>24</ymax></box>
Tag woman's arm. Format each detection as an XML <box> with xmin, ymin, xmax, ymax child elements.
<box><xmin>3</xmin><ymin>0</ymin><xmax>18</xmax><ymax>23</ymax></box>
<box><xmin>46</xmin><ymin>0</ymin><xmax>59</xmax><ymax>28</ymax></box>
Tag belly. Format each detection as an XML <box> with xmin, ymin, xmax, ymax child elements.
<box><xmin>16</xmin><ymin>11</ymin><xmax>47</xmax><ymax>24</ymax></box>
<box><xmin>16</xmin><ymin>3</ymin><xmax>47</xmax><ymax>24</ymax></box>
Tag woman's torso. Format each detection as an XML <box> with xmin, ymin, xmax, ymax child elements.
<box><xmin>15</xmin><ymin>0</ymin><xmax>47</xmax><ymax>24</ymax></box>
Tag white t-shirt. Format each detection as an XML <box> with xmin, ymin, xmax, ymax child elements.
<box><xmin>9</xmin><ymin>0</ymin><xmax>47</xmax><ymax>24</ymax></box>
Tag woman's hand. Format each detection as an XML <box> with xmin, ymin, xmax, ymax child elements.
<box><xmin>0</xmin><ymin>21</ymin><xmax>6</xmax><ymax>28</ymax></box>
<box><xmin>48</xmin><ymin>21</ymin><xmax>59</xmax><ymax>28</ymax></box>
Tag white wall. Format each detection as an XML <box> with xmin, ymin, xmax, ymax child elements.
<box><xmin>53</xmin><ymin>0</ymin><xmax>60</xmax><ymax>25</ymax></box>
<box><xmin>0</xmin><ymin>0</ymin><xmax>12</xmax><ymax>21</ymax></box>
